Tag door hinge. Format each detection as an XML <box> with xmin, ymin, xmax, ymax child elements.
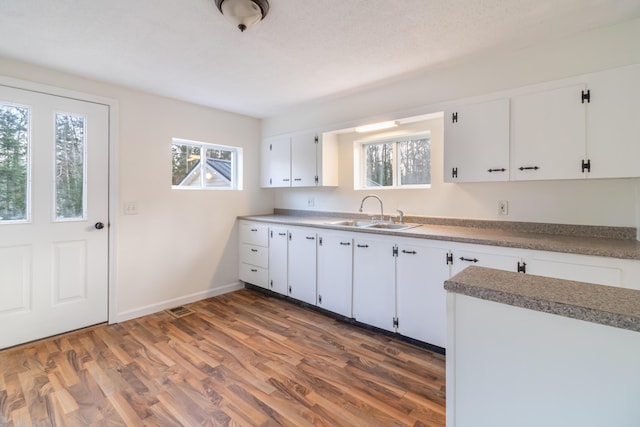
<box><xmin>517</xmin><ymin>261</ymin><xmax>527</xmax><ymax>274</ymax></box>
<box><xmin>452</xmin><ymin>167</ymin><xmax>458</xmax><ymax>178</ymax></box>
<box><xmin>582</xmin><ymin>159</ymin><xmax>591</xmax><ymax>173</ymax></box>
<box><xmin>392</xmin><ymin>245</ymin><xmax>398</xmax><ymax>257</ymax></box>
<box><xmin>446</xmin><ymin>252</ymin><xmax>453</xmax><ymax>265</ymax></box>
<box><xmin>581</xmin><ymin>89</ymin><xmax>590</xmax><ymax>104</ymax></box>
<box><xmin>318</xmin><ymin>236</ymin><xmax>323</xmax><ymax>246</ymax></box>
<box><xmin>314</xmin><ymin>135</ymin><xmax>319</xmax><ymax>144</ymax></box>
<box><xmin>314</xmin><ymin>175</ymin><xmax>319</xmax><ymax>184</ymax></box>
<box><xmin>393</xmin><ymin>317</ymin><xmax>399</xmax><ymax>328</ymax></box>
<box><xmin>452</xmin><ymin>112</ymin><xmax>458</xmax><ymax>123</ymax></box>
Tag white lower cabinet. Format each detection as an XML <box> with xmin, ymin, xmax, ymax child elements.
<box><xmin>317</xmin><ymin>231</ymin><xmax>354</xmax><ymax>317</ymax></box>
<box><xmin>450</xmin><ymin>243</ymin><xmax>527</xmax><ymax>276</ymax></box>
<box><xmin>287</xmin><ymin>227</ymin><xmax>317</xmax><ymax>304</ymax></box>
<box><xmin>268</xmin><ymin>226</ymin><xmax>288</xmax><ymax>295</ymax></box>
<box><xmin>241</xmin><ymin>220</ymin><xmax>640</xmax><ymax>351</ymax></box>
<box><xmin>238</xmin><ymin>222</ymin><xmax>269</xmax><ymax>288</ymax></box>
<box><xmin>396</xmin><ymin>238</ymin><xmax>450</xmax><ymax>347</ymax></box>
<box><xmin>353</xmin><ymin>235</ymin><xmax>397</xmax><ymax>332</ymax></box>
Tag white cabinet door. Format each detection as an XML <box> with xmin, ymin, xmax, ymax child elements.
<box><xmin>317</xmin><ymin>132</ymin><xmax>339</xmax><ymax>187</ymax></box>
<box><xmin>396</xmin><ymin>239</ymin><xmax>450</xmax><ymax>347</ymax></box>
<box><xmin>527</xmin><ymin>251</ymin><xmax>623</xmax><ymax>287</ymax></box>
<box><xmin>511</xmin><ymin>84</ymin><xmax>586</xmax><ymax>181</ymax></box>
<box><xmin>352</xmin><ymin>236</ymin><xmax>396</xmax><ymax>332</ymax></box>
<box><xmin>450</xmin><ymin>244</ymin><xmax>526</xmax><ymax>276</ymax></box>
<box><xmin>268</xmin><ymin>226</ymin><xmax>288</xmax><ymax>295</ymax></box>
<box><xmin>317</xmin><ymin>231</ymin><xmax>353</xmax><ymax>317</ymax></box>
<box><xmin>444</xmin><ymin>99</ymin><xmax>510</xmax><ymax>182</ymax></box>
<box><xmin>287</xmin><ymin>227</ymin><xmax>317</xmax><ymax>304</ymax></box>
<box><xmin>585</xmin><ymin>64</ymin><xmax>640</xmax><ymax>179</ymax></box>
<box><xmin>291</xmin><ymin>132</ymin><xmax>317</xmax><ymax>187</ymax></box>
<box><xmin>261</xmin><ymin>135</ymin><xmax>291</xmax><ymax>187</ymax></box>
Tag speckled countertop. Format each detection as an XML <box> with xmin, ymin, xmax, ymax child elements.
<box><xmin>239</xmin><ymin>209</ymin><xmax>640</xmax><ymax>260</ymax></box>
<box><xmin>445</xmin><ymin>266</ymin><xmax>640</xmax><ymax>332</ymax></box>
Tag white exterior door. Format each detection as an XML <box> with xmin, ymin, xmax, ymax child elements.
<box><xmin>0</xmin><ymin>85</ymin><xmax>109</xmax><ymax>349</ymax></box>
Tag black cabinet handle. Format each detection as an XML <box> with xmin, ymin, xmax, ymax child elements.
<box><xmin>357</xmin><ymin>244</ymin><xmax>369</xmax><ymax>248</ymax></box>
<box><xmin>306</xmin><ymin>236</ymin><xmax>315</xmax><ymax>240</ymax></box>
<box><xmin>278</xmin><ymin>232</ymin><xmax>286</xmax><ymax>236</ymax></box>
<box><xmin>488</xmin><ymin>168</ymin><xmax>506</xmax><ymax>173</ymax></box>
<box><xmin>283</xmin><ymin>178</ymin><xmax>290</xmax><ymax>182</ymax></box>
<box><xmin>518</xmin><ymin>166</ymin><xmax>540</xmax><ymax>171</ymax></box>
<box><xmin>340</xmin><ymin>242</ymin><xmax>351</xmax><ymax>246</ymax></box>
<box><xmin>250</xmin><ymin>269</ymin><xmax>258</xmax><ymax>272</ymax></box>
<box><xmin>250</xmin><ymin>228</ymin><xmax>258</xmax><ymax>232</ymax></box>
<box><xmin>459</xmin><ymin>257</ymin><xmax>479</xmax><ymax>263</ymax></box>
<box><xmin>401</xmin><ymin>250</ymin><xmax>417</xmax><ymax>254</ymax></box>
<box><xmin>294</xmin><ymin>178</ymin><xmax>302</xmax><ymax>181</ymax></box>
<box><xmin>250</xmin><ymin>249</ymin><xmax>258</xmax><ymax>252</ymax></box>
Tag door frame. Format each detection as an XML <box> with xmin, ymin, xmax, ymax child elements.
<box><xmin>0</xmin><ymin>75</ymin><xmax>120</xmax><ymax>325</ymax></box>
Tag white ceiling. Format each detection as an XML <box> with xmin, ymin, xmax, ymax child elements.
<box><xmin>1</xmin><ymin>0</ymin><xmax>639</xmax><ymax>118</ymax></box>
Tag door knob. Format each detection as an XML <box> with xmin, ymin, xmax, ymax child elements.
<box><xmin>95</xmin><ymin>222</ymin><xmax>105</xmax><ymax>230</ymax></box>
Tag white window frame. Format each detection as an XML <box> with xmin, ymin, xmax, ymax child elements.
<box><xmin>354</xmin><ymin>132</ymin><xmax>431</xmax><ymax>190</ymax></box>
<box><xmin>171</xmin><ymin>138</ymin><xmax>243</xmax><ymax>190</ymax></box>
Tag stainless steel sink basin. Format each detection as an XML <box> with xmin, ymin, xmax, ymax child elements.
<box><xmin>325</xmin><ymin>220</ymin><xmax>420</xmax><ymax>231</ymax></box>
<box><xmin>364</xmin><ymin>223</ymin><xmax>420</xmax><ymax>230</ymax></box>
<box><xmin>325</xmin><ymin>220</ymin><xmax>373</xmax><ymax>227</ymax></box>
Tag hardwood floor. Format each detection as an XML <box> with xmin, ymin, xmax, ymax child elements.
<box><xmin>0</xmin><ymin>289</ymin><xmax>446</xmax><ymax>426</ymax></box>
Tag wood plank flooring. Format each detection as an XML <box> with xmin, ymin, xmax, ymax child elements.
<box><xmin>0</xmin><ymin>289</ymin><xmax>446</xmax><ymax>426</ymax></box>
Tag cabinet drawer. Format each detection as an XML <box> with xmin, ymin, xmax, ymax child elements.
<box><xmin>239</xmin><ymin>263</ymin><xmax>268</xmax><ymax>288</ymax></box>
<box><xmin>240</xmin><ymin>244</ymin><xmax>268</xmax><ymax>268</ymax></box>
<box><xmin>239</xmin><ymin>223</ymin><xmax>268</xmax><ymax>247</ymax></box>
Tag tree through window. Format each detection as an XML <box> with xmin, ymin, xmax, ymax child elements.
<box><xmin>362</xmin><ymin>134</ymin><xmax>430</xmax><ymax>188</ymax></box>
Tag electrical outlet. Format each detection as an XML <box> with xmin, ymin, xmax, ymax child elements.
<box><xmin>498</xmin><ymin>200</ymin><xmax>508</xmax><ymax>216</ymax></box>
<box><xmin>307</xmin><ymin>197</ymin><xmax>315</xmax><ymax>208</ymax></box>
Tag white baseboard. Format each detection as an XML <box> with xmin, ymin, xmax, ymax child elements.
<box><xmin>112</xmin><ymin>281</ymin><xmax>244</xmax><ymax>323</ymax></box>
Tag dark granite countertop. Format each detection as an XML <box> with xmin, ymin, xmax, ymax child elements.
<box><xmin>445</xmin><ymin>266</ymin><xmax>640</xmax><ymax>332</ymax></box>
<box><xmin>239</xmin><ymin>210</ymin><xmax>640</xmax><ymax>260</ymax></box>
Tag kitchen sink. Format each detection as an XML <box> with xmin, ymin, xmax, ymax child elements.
<box><xmin>325</xmin><ymin>220</ymin><xmax>420</xmax><ymax>231</ymax></box>
<box><xmin>325</xmin><ymin>220</ymin><xmax>373</xmax><ymax>227</ymax></box>
<box><xmin>365</xmin><ymin>223</ymin><xmax>420</xmax><ymax>230</ymax></box>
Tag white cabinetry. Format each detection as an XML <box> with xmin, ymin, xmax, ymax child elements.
<box><xmin>396</xmin><ymin>238</ymin><xmax>450</xmax><ymax>347</ymax></box>
<box><xmin>287</xmin><ymin>227</ymin><xmax>317</xmax><ymax>304</ymax></box>
<box><xmin>510</xmin><ymin>84</ymin><xmax>586</xmax><ymax>181</ymax></box>
<box><xmin>444</xmin><ymin>99</ymin><xmax>510</xmax><ymax>182</ymax></box>
<box><xmin>261</xmin><ymin>132</ymin><xmax>338</xmax><ymax>188</ymax></box>
<box><xmin>238</xmin><ymin>222</ymin><xmax>269</xmax><ymax>288</ymax></box>
<box><xmin>584</xmin><ymin>64</ymin><xmax>640</xmax><ymax>179</ymax></box>
<box><xmin>353</xmin><ymin>235</ymin><xmax>396</xmax><ymax>332</ymax></box>
<box><xmin>317</xmin><ymin>230</ymin><xmax>354</xmax><ymax>317</ymax></box>
<box><xmin>261</xmin><ymin>135</ymin><xmax>291</xmax><ymax>188</ymax></box>
<box><xmin>450</xmin><ymin>243</ymin><xmax>527</xmax><ymax>276</ymax></box>
<box><xmin>268</xmin><ymin>226</ymin><xmax>288</xmax><ymax>295</ymax></box>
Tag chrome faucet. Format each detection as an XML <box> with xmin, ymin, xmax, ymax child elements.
<box><xmin>359</xmin><ymin>195</ymin><xmax>384</xmax><ymax>222</ymax></box>
<box><xmin>396</xmin><ymin>209</ymin><xmax>404</xmax><ymax>224</ymax></box>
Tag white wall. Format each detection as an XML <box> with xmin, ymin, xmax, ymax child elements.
<box><xmin>0</xmin><ymin>57</ymin><xmax>273</xmax><ymax>321</ymax></box>
<box><xmin>263</xmin><ymin>18</ymin><xmax>640</xmax><ymax>228</ymax></box>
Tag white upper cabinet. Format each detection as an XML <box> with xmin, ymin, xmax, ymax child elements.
<box><xmin>261</xmin><ymin>132</ymin><xmax>338</xmax><ymax>188</ymax></box>
<box><xmin>444</xmin><ymin>98</ymin><xmax>510</xmax><ymax>183</ymax></box>
<box><xmin>510</xmin><ymin>84</ymin><xmax>587</xmax><ymax>181</ymax></box>
<box><xmin>584</xmin><ymin>64</ymin><xmax>640</xmax><ymax>179</ymax></box>
<box><xmin>261</xmin><ymin>135</ymin><xmax>291</xmax><ymax>187</ymax></box>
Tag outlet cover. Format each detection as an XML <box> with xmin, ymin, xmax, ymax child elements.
<box><xmin>498</xmin><ymin>200</ymin><xmax>508</xmax><ymax>216</ymax></box>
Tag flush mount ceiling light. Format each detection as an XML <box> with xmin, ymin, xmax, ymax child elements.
<box><xmin>355</xmin><ymin>121</ymin><xmax>399</xmax><ymax>133</ymax></box>
<box><xmin>215</xmin><ymin>0</ymin><xmax>270</xmax><ymax>32</ymax></box>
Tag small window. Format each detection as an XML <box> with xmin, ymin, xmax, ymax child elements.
<box><xmin>0</xmin><ymin>102</ymin><xmax>30</xmax><ymax>223</ymax></box>
<box><xmin>171</xmin><ymin>138</ymin><xmax>243</xmax><ymax>190</ymax></box>
<box><xmin>357</xmin><ymin>133</ymin><xmax>430</xmax><ymax>189</ymax></box>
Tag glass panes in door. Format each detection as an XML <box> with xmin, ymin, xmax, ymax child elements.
<box><xmin>0</xmin><ymin>103</ymin><xmax>29</xmax><ymax>223</ymax></box>
<box><xmin>55</xmin><ymin>112</ymin><xmax>86</xmax><ymax>220</ymax></box>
